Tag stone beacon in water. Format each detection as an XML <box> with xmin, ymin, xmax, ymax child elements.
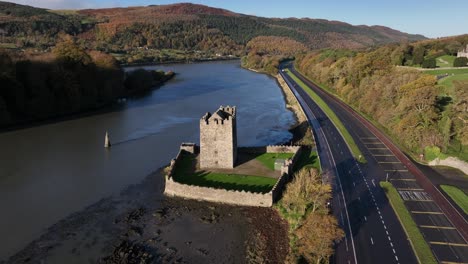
<box><xmin>199</xmin><ymin>106</ymin><xmax>237</xmax><ymax>169</ymax></box>
<box><xmin>104</xmin><ymin>131</ymin><xmax>111</xmax><ymax>148</ymax></box>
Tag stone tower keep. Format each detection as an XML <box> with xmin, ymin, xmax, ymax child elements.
<box><xmin>200</xmin><ymin>106</ymin><xmax>237</xmax><ymax>169</ymax></box>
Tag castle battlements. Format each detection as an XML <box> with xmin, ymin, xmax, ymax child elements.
<box><xmin>200</xmin><ymin>106</ymin><xmax>236</xmax><ymax>125</ymax></box>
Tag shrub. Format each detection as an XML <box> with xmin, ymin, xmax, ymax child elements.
<box><xmin>422</xmin><ymin>58</ymin><xmax>436</xmax><ymax>68</ymax></box>
<box><xmin>424</xmin><ymin>146</ymin><xmax>441</xmax><ymax>161</ymax></box>
<box><xmin>453</xmin><ymin>57</ymin><xmax>468</xmax><ymax>67</ymax></box>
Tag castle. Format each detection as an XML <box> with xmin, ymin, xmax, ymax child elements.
<box><xmin>457</xmin><ymin>44</ymin><xmax>468</xmax><ymax>58</ymax></box>
<box><xmin>200</xmin><ymin>106</ymin><xmax>237</xmax><ymax>169</ymax></box>
<box><xmin>164</xmin><ymin>105</ymin><xmax>306</xmax><ymax>207</ymax></box>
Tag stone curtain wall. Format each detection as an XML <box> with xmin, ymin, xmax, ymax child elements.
<box><xmin>164</xmin><ymin>144</ymin><xmax>302</xmax><ymax>207</ymax></box>
<box><xmin>165</xmin><ymin>177</ymin><xmax>273</xmax><ymax>207</ymax></box>
<box><xmin>237</xmin><ymin>145</ymin><xmax>301</xmax><ymax>154</ymax></box>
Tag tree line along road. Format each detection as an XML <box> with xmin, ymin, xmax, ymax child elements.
<box><xmin>279</xmin><ymin>63</ymin><xmax>468</xmax><ymax>264</ymax></box>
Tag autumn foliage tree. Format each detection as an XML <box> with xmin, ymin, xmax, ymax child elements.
<box><xmin>279</xmin><ymin>168</ymin><xmax>342</xmax><ymax>263</ymax></box>
<box><xmin>296</xmin><ymin>44</ymin><xmax>467</xmax><ymax>160</ymax></box>
<box><xmin>242</xmin><ymin>36</ymin><xmax>308</xmax><ymax>75</ymax></box>
<box><xmin>296</xmin><ymin>214</ymin><xmax>344</xmax><ymax>264</ymax></box>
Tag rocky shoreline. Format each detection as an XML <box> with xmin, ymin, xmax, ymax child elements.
<box><xmin>5</xmin><ymin>168</ymin><xmax>288</xmax><ymax>264</ymax></box>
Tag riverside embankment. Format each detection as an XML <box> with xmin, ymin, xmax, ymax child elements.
<box><xmin>0</xmin><ymin>60</ymin><xmax>296</xmax><ymax>261</ymax></box>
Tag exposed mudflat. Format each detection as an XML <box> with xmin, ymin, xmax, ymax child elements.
<box><xmin>5</xmin><ymin>168</ymin><xmax>288</xmax><ymax>264</ymax></box>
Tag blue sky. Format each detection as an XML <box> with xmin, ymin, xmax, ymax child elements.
<box><xmin>10</xmin><ymin>0</ymin><xmax>468</xmax><ymax>38</ymax></box>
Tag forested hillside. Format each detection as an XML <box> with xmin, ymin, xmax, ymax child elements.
<box><xmin>0</xmin><ymin>37</ymin><xmax>173</xmax><ymax>127</ymax></box>
<box><xmin>0</xmin><ymin>1</ymin><xmax>442</xmax><ymax>131</ymax></box>
<box><xmin>0</xmin><ymin>1</ymin><xmax>425</xmax><ymax>63</ymax></box>
<box><xmin>295</xmin><ymin>35</ymin><xmax>468</xmax><ymax>161</ymax></box>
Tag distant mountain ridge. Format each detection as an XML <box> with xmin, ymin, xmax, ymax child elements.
<box><xmin>0</xmin><ymin>1</ymin><xmax>426</xmax><ymax>52</ymax></box>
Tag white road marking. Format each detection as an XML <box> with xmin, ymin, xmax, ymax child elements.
<box><xmin>370</xmin><ymin>237</ymin><xmax>374</xmax><ymax>245</ymax></box>
<box><xmin>364</xmin><ymin>216</ymin><xmax>367</xmax><ymax>221</ymax></box>
<box><xmin>372</xmin><ymin>179</ymin><xmax>376</xmax><ymax>187</ymax></box>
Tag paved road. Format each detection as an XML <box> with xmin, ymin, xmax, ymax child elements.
<box><xmin>280</xmin><ymin>65</ymin><xmax>416</xmax><ymax>264</ymax></box>
<box><xmin>280</xmin><ymin>64</ymin><xmax>468</xmax><ymax>264</ymax></box>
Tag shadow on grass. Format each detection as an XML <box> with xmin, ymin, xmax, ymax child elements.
<box><xmin>293</xmin><ymin>147</ymin><xmax>319</xmax><ymax>172</ymax></box>
<box><xmin>172</xmin><ymin>151</ymin><xmax>275</xmax><ymax>193</ymax></box>
<box><xmin>236</xmin><ymin>150</ymin><xmax>264</xmax><ymax>167</ymax></box>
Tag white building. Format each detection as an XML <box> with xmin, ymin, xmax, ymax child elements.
<box><xmin>457</xmin><ymin>44</ymin><xmax>468</xmax><ymax>58</ymax></box>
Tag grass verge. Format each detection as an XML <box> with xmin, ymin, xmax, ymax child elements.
<box><xmin>255</xmin><ymin>152</ymin><xmax>295</xmax><ymax>170</ymax></box>
<box><xmin>172</xmin><ymin>152</ymin><xmax>277</xmax><ymax>193</ymax></box>
<box><xmin>293</xmin><ymin>148</ymin><xmax>320</xmax><ymax>172</ymax></box>
<box><xmin>380</xmin><ymin>182</ymin><xmax>437</xmax><ymax>264</ymax></box>
<box><xmin>285</xmin><ymin>69</ymin><xmax>366</xmax><ymax>163</ymax></box>
<box><xmin>440</xmin><ymin>185</ymin><xmax>468</xmax><ymax>214</ymax></box>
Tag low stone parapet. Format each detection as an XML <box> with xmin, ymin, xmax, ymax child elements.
<box><xmin>165</xmin><ymin>177</ymin><xmax>273</xmax><ymax>207</ymax></box>
<box><xmin>164</xmin><ymin>143</ymin><xmax>303</xmax><ymax>207</ymax></box>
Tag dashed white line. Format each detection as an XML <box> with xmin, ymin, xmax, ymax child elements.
<box><xmin>370</xmin><ymin>237</ymin><xmax>374</xmax><ymax>245</ymax></box>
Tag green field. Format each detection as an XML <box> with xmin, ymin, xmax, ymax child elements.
<box><xmin>438</xmin><ymin>73</ymin><xmax>468</xmax><ymax>89</ymax></box>
<box><xmin>285</xmin><ymin>69</ymin><xmax>366</xmax><ymax>163</ymax></box>
<box><xmin>255</xmin><ymin>152</ymin><xmax>295</xmax><ymax>170</ymax></box>
<box><xmin>435</xmin><ymin>55</ymin><xmax>456</xmax><ymax>68</ymax></box>
<box><xmin>440</xmin><ymin>185</ymin><xmax>468</xmax><ymax>214</ymax></box>
<box><xmin>47</xmin><ymin>9</ymin><xmax>78</xmax><ymax>15</ymax></box>
<box><xmin>172</xmin><ymin>152</ymin><xmax>277</xmax><ymax>193</ymax></box>
<box><xmin>380</xmin><ymin>182</ymin><xmax>437</xmax><ymax>264</ymax></box>
<box><xmin>422</xmin><ymin>68</ymin><xmax>468</xmax><ymax>89</ymax></box>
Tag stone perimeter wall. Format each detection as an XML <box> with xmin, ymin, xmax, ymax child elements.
<box><xmin>164</xmin><ymin>144</ymin><xmax>302</xmax><ymax>207</ymax></box>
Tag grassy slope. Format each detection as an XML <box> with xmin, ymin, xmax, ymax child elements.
<box><xmin>440</xmin><ymin>185</ymin><xmax>468</xmax><ymax>214</ymax></box>
<box><xmin>380</xmin><ymin>182</ymin><xmax>437</xmax><ymax>264</ymax></box>
<box><xmin>172</xmin><ymin>152</ymin><xmax>277</xmax><ymax>193</ymax></box>
<box><xmin>293</xmin><ymin>149</ymin><xmax>320</xmax><ymax>172</ymax></box>
<box><xmin>285</xmin><ymin>69</ymin><xmax>366</xmax><ymax>163</ymax></box>
<box><xmin>438</xmin><ymin>73</ymin><xmax>468</xmax><ymax>89</ymax></box>
<box><xmin>255</xmin><ymin>153</ymin><xmax>295</xmax><ymax>170</ymax></box>
<box><xmin>435</xmin><ymin>55</ymin><xmax>456</xmax><ymax>68</ymax></box>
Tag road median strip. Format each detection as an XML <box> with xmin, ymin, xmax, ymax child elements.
<box><xmin>284</xmin><ymin>69</ymin><xmax>366</xmax><ymax>163</ymax></box>
<box><xmin>380</xmin><ymin>181</ymin><xmax>438</xmax><ymax>264</ymax></box>
<box><xmin>439</xmin><ymin>185</ymin><xmax>468</xmax><ymax>215</ymax></box>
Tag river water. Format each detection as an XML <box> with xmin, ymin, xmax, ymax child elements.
<box><xmin>0</xmin><ymin>60</ymin><xmax>295</xmax><ymax>260</ymax></box>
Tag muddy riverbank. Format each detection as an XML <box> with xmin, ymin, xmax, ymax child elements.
<box><xmin>6</xmin><ymin>168</ymin><xmax>289</xmax><ymax>264</ymax></box>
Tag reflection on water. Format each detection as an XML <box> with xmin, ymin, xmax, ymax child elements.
<box><xmin>0</xmin><ymin>60</ymin><xmax>295</xmax><ymax>259</ymax></box>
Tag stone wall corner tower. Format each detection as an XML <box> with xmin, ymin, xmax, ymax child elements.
<box><xmin>200</xmin><ymin>106</ymin><xmax>237</xmax><ymax>169</ymax></box>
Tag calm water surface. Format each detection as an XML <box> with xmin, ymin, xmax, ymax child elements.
<box><xmin>0</xmin><ymin>60</ymin><xmax>295</xmax><ymax>259</ymax></box>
